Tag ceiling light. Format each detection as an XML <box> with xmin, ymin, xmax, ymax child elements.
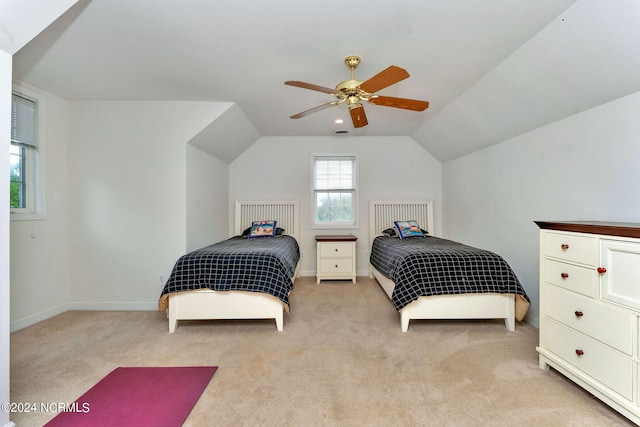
<box><xmin>334</xmin><ymin>119</ymin><xmax>344</xmax><ymax>124</ymax></box>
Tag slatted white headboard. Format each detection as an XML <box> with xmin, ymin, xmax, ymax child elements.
<box><xmin>235</xmin><ymin>200</ymin><xmax>299</xmax><ymax>238</ymax></box>
<box><xmin>369</xmin><ymin>200</ymin><xmax>435</xmax><ymax>247</ymax></box>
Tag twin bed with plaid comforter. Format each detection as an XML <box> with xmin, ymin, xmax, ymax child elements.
<box><xmin>370</xmin><ymin>235</ymin><xmax>529</xmax><ymax>318</ymax></box>
<box><xmin>158</xmin><ymin>235</ymin><xmax>300</xmax><ymax>312</ymax></box>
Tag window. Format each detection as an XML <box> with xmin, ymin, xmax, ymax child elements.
<box><xmin>312</xmin><ymin>155</ymin><xmax>357</xmax><ymax>227</ymax></box>
<box><xmin>10</xmin><ymin>91</ymin><xmax>40</xmax><ymax>217</ymax></box>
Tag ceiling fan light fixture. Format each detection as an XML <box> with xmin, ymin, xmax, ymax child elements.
<box><xmin>349</xmin><ymin>104</ymin><xmax>368</xmax><ymax>128</ymax></box>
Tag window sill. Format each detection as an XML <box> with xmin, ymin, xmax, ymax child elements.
<box><xmin>10</xmin><ymin>212</ymin><xmax>46</xmax><ymax>221</ymax></box>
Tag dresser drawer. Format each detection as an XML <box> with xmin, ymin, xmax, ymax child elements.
<box><xmin>544</xmin><ymin>232</ymin><xmax>596</xmax><ymax>266</ymax></box>
<box><xmin>319</xmin><ymin>258</ymin><xmax>354</xmax><ymax>274</ymax></box>
<box><xmin>544</xmin><ymin>259</ymin><xmax>596</xmax><ymax>298</ymax></box>
<box><xmin>545</xmin><ymin>318</ymin><xmax>633</xmax><ymax>401</ymax></box>
<box><xmin>544</xmin><ymin>284</ymin><xmax>634</xmax><ymax>355</ymax></box>
<box><xmin>320</xmin><ymin>242</ymin><xmax>354</xmax><ymax>258</ymax></box>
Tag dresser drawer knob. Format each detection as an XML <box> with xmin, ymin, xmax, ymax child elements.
<box><xmin>560</xmin><ymin>272</ymin><xmax>569</xmax><ymax>279</ymax></box>
<box><xmin>574</xmin><ymin>310</ymin><xmax>584</xmax><ymax>317</ymax></box>
<box><xmin>561</xmin><ymin>243</ymin><xmax>569</xmax><ymax>250</ymax></box>
<box><xmin>575</xmin><ymin>349</ymin><xmax>584</xmax><ymax>356</ymax></box>
<box><xmin>335</xmin><ymin>264</ymin><xmax>338</xmax><ymax>268</ymax></box>
<box><xmin>597</xmin><ymin>267</ymin><xmax>607</xmax><ymax>274</ymax></box>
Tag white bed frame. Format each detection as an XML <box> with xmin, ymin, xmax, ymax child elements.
<box><xmin>167</xmin><ymin>200</ymin><xmax>299</xmax><ymax>333</ymax></box>
<box><xmin>368</xmin><ymin>200</ymin><xmax>515</xmax><ymax>332</ymax></box>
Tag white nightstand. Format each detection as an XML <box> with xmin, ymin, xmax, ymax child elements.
<box><xmin>315</xmin><ymin>235</ymin><xmax>357</xmax><ymax>284</ymax></box>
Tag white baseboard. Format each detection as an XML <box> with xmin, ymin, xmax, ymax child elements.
<box><xmin>67</xmin><ymin>301</ymin><xmax>158</xmax><ymax>311</ymax></box>
<box><xmin>10</xmin><ymin>303</ymin><xmax>69</xmax><ymax>332</ymax></box>
<box><xmin>298</xmin><ymin>270</ymin><xmax>315</xmax><ymax>277</ymax></box>
<box><xmin>10</xmin><ymin>301</ymin><xmax>159</xmax><ymax>332</ymax></box>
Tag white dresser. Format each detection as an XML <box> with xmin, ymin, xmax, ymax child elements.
<box><xmin>315</xmin><ymin>235</ymin><xmax>357</xmax><ymax>284</ymax></box>
<box><xmin>536</xmin><ymin>221</ymin><xmax>640</xmax><ymax>424</ymax></box>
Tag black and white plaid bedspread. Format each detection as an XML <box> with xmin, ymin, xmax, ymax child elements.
<box><xmin>160</xmin><ymin>235</ymin><xmax>300</xmax><ymax>307</ymax></box>
<box><xmin>370</xmin><ymin>235</ymin><xmax>529</xmax><ymax>311</ymax></box>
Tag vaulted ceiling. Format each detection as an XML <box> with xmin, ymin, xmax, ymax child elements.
<box><xmin>10</xmin><ymin>0</ymin><xmax>640</xmax><ymax>162</ymax></box>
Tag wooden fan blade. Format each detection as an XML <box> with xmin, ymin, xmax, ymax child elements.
<box><xmin>284</xmin><ymin>80</ymin><xmax>337</xmax><ymax>95</ymax></box>
<box><xmin>358</xmin><ymin>65</ymin><xmax>410</xmax><ymax>94</ymax></box>
<box><xmin>369</xmin><ymin>95</ymin><xmax>429</xmax><ymax>111</ymax></box>
<box><xmin>349</xmin><ymin>105</ymin><xmax>368</xmax><ymax>128</ymax></box>
<box><xmin>290</xmin><ymin>102</ymin><xmax>336</xmax><ymax>119</ymax></box>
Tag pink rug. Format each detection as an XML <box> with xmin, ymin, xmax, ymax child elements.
<box><xmin>44</xmin><ymin>366</ymin><xmax>217</xmax><ymax>427</ymax></box>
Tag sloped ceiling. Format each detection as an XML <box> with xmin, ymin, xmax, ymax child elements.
<box><xmin>414</xmin><ymin>0</ymin><xmax>640</xmax><ymax>161</ymax></box>
<box><xmin>8</xmin><ymin>0</ymin><xmax>640</xmax><ymax>163</ymax></box>
<box><xmin>0</xmin><ymin>0</ymin><xmax>79</xmax><ymax>54</ymax></box>
<box><xmin>188</xmin><ymin>104</ymin><xmax>260</xmax><ymax>164</ymax></box>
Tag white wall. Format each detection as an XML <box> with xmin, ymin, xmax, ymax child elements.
<box><xmin>66</xmin><ymin>101</ymin><xmax>230</xmax><ymax>308</ymax></box>
<box><xmin>187</xmin><ymin>145</ymin><xmax>229</xmax><ymax>252</ymax></box>
<box><xmin>229</xmin><ymin>136</ymin><xmax>443</xmax><ymax>276</ymax></box>
<box><xmin>1</xmin><ymin>49</ymin><xmax>12</xmax><ymax>427</ymax></box>
<box><xmin>10</xmin><ymin>82</ymin><xmax>70</xmax><ymax>331</ymax></box>
<box><xmin>3</xmin><ymin>4</ymin><xmax>80</xmax><ymax>424</ymax></box>
<box><xmin>443</xmin><ymin>91</ymin><xmax>640</xmax><ymax>327</ymax></box>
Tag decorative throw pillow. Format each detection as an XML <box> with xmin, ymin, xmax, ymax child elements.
<box><xmin>393</xmin><ymin>220</ymin><xmax>425</xmax><ymax>239</ymax></box>
<box><xmin>382</xmin><ymin>227</ymin><xmax>397</xmax><ymax>237</ymax></box>
<box><xmin>248</xmin><ymin>220</ymin><xmax>277</xmax><ymax>238</ymax></box>
<box><xmin>243</xmin><ymin>225</ymin><xmax>284</xmax><ymax>238</ymax></box>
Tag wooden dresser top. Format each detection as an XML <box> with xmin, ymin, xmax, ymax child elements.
<box><xmin>535</xmin><ymin>221</ymin><xmax>640</xmax><ymax>239</ymax></box>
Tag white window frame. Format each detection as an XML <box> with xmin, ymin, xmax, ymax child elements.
<box><xmin>311</xmin><ymin>154</ymin><xmax>358</xmax><ymax>229</ymax></box>
<box><xmin>10</xmin><ymin>86</ymin><xmax>45</xmax><ymax>221</ymax></box>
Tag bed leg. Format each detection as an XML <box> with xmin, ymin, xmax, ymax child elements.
<box><xmin>275</xmin><ymin>313</ymin><xmax>283</xmax><ymax>332</ymax></box>
<box><xmin>168</xmin><ymin>309</ymin><xmax>178</xmax><ymax>333</ymax></box>
<box><xmin>400</xmin><ymin>313</ymin><xmax>410</xmax><ymax>332</ymax></box>
<box><xmin>504</xmin><ymin>316</ymin><xmax>515</xmax><ymax>332</ymax></box>
<box><xmin>504</xmin><ymin>296</ymin><xmax>515</xmax><ymax>331</ymax></box>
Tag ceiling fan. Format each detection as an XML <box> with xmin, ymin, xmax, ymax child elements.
<box><xmin>284</xmin><ymin>56</ymin><xmax>429</xmax><ymax>128</ymax></box>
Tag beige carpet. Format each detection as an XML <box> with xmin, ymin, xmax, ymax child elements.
<box><xmin>10</xmin><ymin>277</ymin><xmax>634</xmax><ymax>426</ymax></box>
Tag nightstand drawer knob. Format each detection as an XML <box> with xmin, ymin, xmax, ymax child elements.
<box><xmin>575</xmin><ymin>349</ymin><xmax>584</xmax><ymax>356</ymax></box>
<box><xmin>597</xmin><ymin>267</ymin><xmax>607</xmax><ymax>274</ymax></box>
<box><xmin>574</xmin><ymin>310</ymin><xmax>584</xmax><ymax>317</ymax></box>
<box><xmin>561</xmin><ymin>243</ymin><xmax>569</xmax><ymax>250</ymax></box>
<box><xmin>561</xmin><ymin>272</ymin><xmax>569</xmax><ymax>279</ymax></box>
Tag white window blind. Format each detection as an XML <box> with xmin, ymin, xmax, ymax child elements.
<box><xmin>11</xmin><ymin>93</ymin><xmax>37</xmax><ymax>150</ymax></box>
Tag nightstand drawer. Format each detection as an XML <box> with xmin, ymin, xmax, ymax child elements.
<box><xmin>320</xmin><ymin>242</ymin><xmax>354</xmax><ymax>258</ymax></box>
<box><xmin>319</xmin><ymin>258</ymin><xmax>354</xmax><ymax>274</ymax></box>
